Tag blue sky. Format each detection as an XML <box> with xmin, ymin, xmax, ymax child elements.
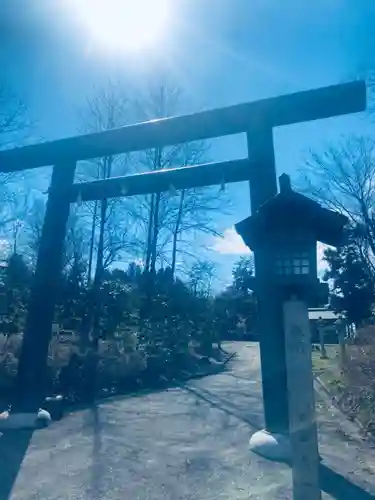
<box><xmin>1</xmin><ymin>0</ymin><xmax>375</xmax><ymax>287</ymax></box>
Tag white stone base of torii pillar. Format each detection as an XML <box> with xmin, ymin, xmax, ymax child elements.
<box><xmin>0</xmin><ymin>409</ymin><xmax>51</xmax><ymax>430</ymax></box>
<box><xmin>249</xmin><ymin>429</ymin><xmax>291</xmax><ymax>461</ymax></box>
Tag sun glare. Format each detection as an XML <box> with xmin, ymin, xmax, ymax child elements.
<box><xmin>71</xmin><ymin>0</ymin><xmax>171</xmax><ymax>52</ymax></box>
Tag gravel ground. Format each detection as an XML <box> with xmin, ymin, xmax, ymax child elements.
<box><xmin>1</xmin><ymin>342</ymin><xmax>375</xmax><ymax>500</ymax></box>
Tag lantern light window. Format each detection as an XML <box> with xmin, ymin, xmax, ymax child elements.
<box><xmin>276</xmin><ymin>251</ymin><xmax>310</xmax><ymax>276</ymax></box>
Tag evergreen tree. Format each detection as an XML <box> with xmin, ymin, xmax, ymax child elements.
<box><xmin>324</xmin><ymin>237</ymin><xmax>375</xmax><ymax>326</ymax></box>
<box><xmin>232</xmin><ymin>256</ymin><xmax>256</xmax><ymax>295</ymax></box>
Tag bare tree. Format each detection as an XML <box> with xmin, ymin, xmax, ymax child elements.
<box><xmin>130</xmin><ymin>82</ymin><xmax>177</xmax><ymax>272</ymax></box>
<box><xmin>168</xmin><ymin>186</ymin><xmax>226</xmax><ymax>276</ymax></box>
<box><xmin>0</xmin><ymin>79</ymin><xmax>29</xmax><ymax>149</ymax></box>
<box><xmin>0</xmin><ymin>79</ymin><xmax>31</xmax><ymax>229</ymax></box>
<box><xmin>24</xmin><ymin>197</ymin><xmax>89</xmax><ymax>272</ymax></box>
<box><xmin>129</xmin><ymin>80</ymin><xmax>229</xmax><ymax>276</ymax></box>
<box><xmin>299</xmin><ymin>135</ymin><xmax>375</xmax><ymax>272</ymax></box>
<box><xmin>63</xmin><ymin>210</ymin><xmax>90</xmax><ymax>274</ymax></box>
<box><xmin>24</xmin><ymin>197</ymin><xmax>45</xmax><ymax>266</ymax></box>
<box><xmin>189</xmin><ymin>260</ymin><xmax>217</xmax><ymax>298</ymax></box>
<box><xmin>78</xmin><ymin>81</ymin><xmax>133</xmax><ymax>284</ymax></box>
<box><xmin>78</xmin><ymin>80</ymin><xmax>141</xmax><ymax>342</ymax></box>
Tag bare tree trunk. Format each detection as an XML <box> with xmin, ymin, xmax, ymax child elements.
<box><xmin>171</xmin><ymin>190</ymin><xmax>185</xmax><ymax>277</ymax></box>
<box><xmin>150</xmin><ymin>192</ymin><xmax>161</xmax><ymax>274</ymax></box>
<box><xmin>84</xmin><ymin>156</ymin><xmax>113</xmax><ymax>348</ymax></box>
<box><xmin>82</xmin><ymin>188</ymin><xmax>108</xmax><ymax>401</ymax></box>
<box><xmin>78</xmin><ymin>82</ymin><xmax>130</xmax><ymax>358</ymax></box>
<box><xmin>149</xmin><ymin>147</ymin><xmax>162</xmax><ymax>274</ymax></box>
<box><xmin>87</xmin><ymin>199</ymin><xmax>98</xmax><ymax>285</ymax></box>
<box><xmin>92</xmin><ymin>197</ymin><xmax>107</xmax><ymax>345</ymax></box>
<box><xmin>145</xmin><ymin>193</ymin><xmax>155</xmax><ymax>271</ymax></box>
<box><xmin>94</xmin><ymin>199</ymin><xmax>107</xmax><ymax>287</ymax></box>
<box><xmin>145</xmin><ymin>83</ymin><xmax>166</xmax><ymax>273</ymax></box>
<box><xmin>94</xmin><ymin>156</ymin><xmax>112</xmax><ymax>277</ymax></box>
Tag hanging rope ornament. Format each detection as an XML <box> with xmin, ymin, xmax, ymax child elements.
<box><xmin>169</xmin><ymin>184</ymin><xmax>177</xmax><ymax>197</ymax></box>
<box><xmin>121</xmin><ymin>183</ymin><xmax>128</xmax><ymax>196</ymax></box>
<box><xmin>219</xmin><ymin>176</ymin><xmax>226</xmax><ymax>193</ymax></box>
<box><xmin>76</xmin><ymin>189</ymin><xmax>83</xmax><ymax>206</ymax></box>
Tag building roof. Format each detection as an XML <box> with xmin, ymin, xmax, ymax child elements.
<box><xmin>308</xmin><ymin>308</ymin><xmax>340</xmax><ymax>321</ymax></box>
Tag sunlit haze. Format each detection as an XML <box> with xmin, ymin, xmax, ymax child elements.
<box><xmin>2</xmin><ymin>0</ymin><xmax>373</xmax><ymax>289</ymax></box>
<box><xmin>69</xmin><ymin>0</ymin><xmax>171</xmax><ymax>52</ymax></box>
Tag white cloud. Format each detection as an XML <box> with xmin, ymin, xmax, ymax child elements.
<box><xmin>211</xmin><ymin>227</ymin><xmax>251</xmax><ymax>255</ymax></box>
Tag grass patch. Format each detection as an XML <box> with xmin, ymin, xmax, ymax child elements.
<box><xmin>312</xmin><ymin>346</ymin><xmax>340</xmax><ymax>378</ymax></box>
<box><xmin>312</xmin><ymin>346</ymin><xmax>348</xmax><ymax>403</ymax></box>
<box><xmin>312</xmin><ymin>343</ymin><xmax>375</xmax><ymax>436</ymax></box>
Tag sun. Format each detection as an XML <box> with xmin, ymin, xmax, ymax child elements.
<box><xmin>71</xmin><ymin>0</ymin><xmax>171</xmax><ymax>52</ymax></box>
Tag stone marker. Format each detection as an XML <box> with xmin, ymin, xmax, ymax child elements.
<box><xmin>284</xmin><ymin>298</ymin><xmax>321</xmax><ymax>500</ymax></box>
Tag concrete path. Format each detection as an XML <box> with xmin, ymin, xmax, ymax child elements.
<box><xmin>1</xmin><ymin>343</ymin><xmax>375</xmax><ymax>499</ymax></box>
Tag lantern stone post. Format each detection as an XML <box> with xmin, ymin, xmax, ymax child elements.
<box><xmin>236</xmin><ymin>174</ymin><xmax>347</xmax><ymax>497</ymax></box>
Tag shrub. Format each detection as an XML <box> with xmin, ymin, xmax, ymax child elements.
<box><xmin>338</xmin><ymin>325</ymin><xmax>375</xmax><ymax>431</ymax></box>
<box><xmin>0</xmin><ymin>268</ymin><xmax>222</xmax><ymax>405</ymax></box>
<box><xmin>0</xmin><ymin>352</ymin><xmax>18</xmax><ymax>393</ymax></box>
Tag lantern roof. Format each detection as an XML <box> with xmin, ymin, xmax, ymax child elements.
<box><xmin>236</xmin><ymin>173</ymin><xmax>348</xmax><ymax>249</ymax></box>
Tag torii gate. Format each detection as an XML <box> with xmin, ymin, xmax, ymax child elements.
<box><xmin>0</xmin><ymin>81</ymin><xmax>366</xmax><ymax>434</ymax></box>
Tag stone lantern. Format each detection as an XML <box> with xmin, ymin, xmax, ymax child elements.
<box><xmin>235</xmin><ymin>173</ymin><xmax>348</xmax><ymax>464</ymax></box>
<box><xmin>235</xmin><ymin>173</ymin><xmax>347</xmax><ymax>305</ymax></box>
